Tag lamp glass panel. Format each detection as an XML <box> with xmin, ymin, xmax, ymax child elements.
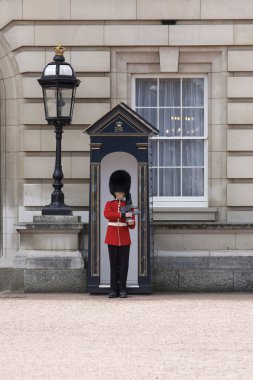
<box><xmin>59</xmin><ymin>65</ymin><xmax>73</xmax><ymax>76</ymax></box>
<box><xmin>44</xmin><ymin>88</ymin><xmax>57</xmax><ymax>118</ymax></box>
<box><xmin>44</xmin><ymin>65</ymin><xmax>56</xmax><ymax>76</ymax></box>
<box><xmin>57</xmin><ymin>88</ymin><xmax>73</xmax><ymax>118</ymax></box>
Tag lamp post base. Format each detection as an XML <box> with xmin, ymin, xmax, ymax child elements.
<box><xmin>42</xmin><ymin>206</ymin><xmax>73</xmax><ymax>216</ymax></box>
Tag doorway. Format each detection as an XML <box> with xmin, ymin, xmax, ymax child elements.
<box><xmin>100</xmin><ymin>152</ymin><xmax>138</xmax><ymax>288</ymax></box>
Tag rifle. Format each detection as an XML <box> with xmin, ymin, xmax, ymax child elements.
<box><xmin>120</xmin><ymin>193</ymin><xmax>140</xmax><ymax>222</ymax></box>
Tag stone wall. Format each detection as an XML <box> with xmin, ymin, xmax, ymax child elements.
<box><xmin>0</xmin><ymin>0</ymin><xmax>253</xmax><ymax>290</ymax></box>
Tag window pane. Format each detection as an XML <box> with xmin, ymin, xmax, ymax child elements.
<box><xmin>159</xmin><ymin>140</ymin><xmax>181</xmax><ymax>167</ymax></box>
<box><xmin>150</xmin><ymin>139</ymin><xmax>158</xmax><ymax>166</ymax></box>
<box><xmin>182</xmin><ymin>108</ymin><xmax>204</xmax><ymax>137</ymax></box>
<box><xmin>136</xmin><ymin>79</ymin><xmax>157</xmax><ymax>107</ymax></box>
<box><xmin>182</xmin><ymin>78</ymin><xmax>204</xmax><ymax>107</ymax></box>
<box><xmin>159</xmin><ymin>168</ymin><xmax>181</xmax><ymax>196</ymax></box>
<box><xmin>151</xmin><ymin>168</ymin><xmax>158</xmax><ymax>196</ymax></box>
<box><xmin>182</xmin><ymin>140</ymin><xmax>204</xmax><ymax>167</ymax></box>
<box><xmin>159</xmin><ymin>79</ymin><xmax>180</xmax><ymax>107</ymax></box>
<box><xmin>182</xmin><ymin>168</ymin><xmax>204</xmax><ymax>196</ymax></box>
<box><xmin>159</xmin><ymin>109</ymin><xmax>181</xmax><ymax>136</ymax></box>
<box><xmin>136</xmin><ymin>108</ymin><xmax>157</xmax><ymax>128</ymax></box>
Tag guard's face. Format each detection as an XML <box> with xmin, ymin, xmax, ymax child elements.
<box><xmin>115</xmin><ymin>192</ymin><xmax>125</xmax><ymax>200</ymax></box>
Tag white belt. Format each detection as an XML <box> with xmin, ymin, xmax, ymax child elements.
<box><xmin>108</xmin><ymin>222</ymin><xmax>127</xmax><ymax>227</ymax></box>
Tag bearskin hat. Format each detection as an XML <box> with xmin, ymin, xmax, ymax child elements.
<box><xmin>109</xmin><ymin>170</ymin><xmax>131</xmax><ymax>196</ymax></box>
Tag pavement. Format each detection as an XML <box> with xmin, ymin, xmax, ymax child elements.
<box><xmin>0</xmin><ymin>292</ymin><xmax>253</xmax><ymax>380</ymax></box>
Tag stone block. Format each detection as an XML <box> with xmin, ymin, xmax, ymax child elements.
<box><xmin>23</xmin><ymin>156</ymin><xmax>71</xmax><ymax>178</ymax></box>
<box><xmin>209</xmin><ymin>256</ymin><xmax>253</xmax><ymax>269</ymax></box>
<box><xmin>227</xmin><ymin>103</ymin><xmax>253</xmax><ymax>124</ymax></box>
<box><xmin>211</xmin><ymin>99</ymin><xmax>227</xmax><ymax>125</ymax></box>
<box><xmin>23</xmin><ymin>0</ymin><xmax>70</xmax><ymax>19</ymax></box>
<box><xmin>71</xmin><ymin>51</ymin><xmax>110</xmax><ymax>72</ymax></box>
<box><xmin>11</xmin><ymin>269</ymin><xmax>24</xmax><ymax>291</ymax></box>
<box><xmin>76</xmin><ymin>77</ymin><xmax>110</xmax><ymax>98</ymax></box>
<box><xmin>22</xmin><ymin>102</ymin><xmax>110</xmax><ymax>125</ymax></box>
<box><xmin>152</xmin><ymin>268</ymin><xmax>179</xmax><ymax>292</ymax></box>
<box><xmin>227</xmin><ymin>211</ymin><xmax>253</xmax><ymax>223</ymax></box>
<box><xmin>211</xmin><ymin>152</ymin><xmax>222</xmax><ymax>179</ymax></box>
<box><xmin>0</xmin><ymin>55</ymin><xmax>16</xmax><ymax>79</ymax></box>
<box><xmin>201</xmin><ymin>0</ymin><xmax>253</xmax><ymax>19</ymax></box>
<box><xmin>4</xmin><ymin>25</ymin><xmax>35</xmax><ymax>50</ymax></box>
<box><xmin>212</xmin><ymin>125</ymin><xmax>226</xmax><ymax>152</ymax></box>
<box><xmin>159</xmin><ymin>47</ymin><xmax>179</xmax><ymax>72</ymax></box>
<box><xmin>23</xmin><ymin>130</ymin><xmax>40</xmax><ymax>151</ymax></box>
<box><xmin>24</xmin><ymin>269</ymin><xmax>86</xmax><ymax>292</ymax></box>
<box><xmin>183</xmin><ymin>233</ymin><xmax>236</xmax><ymax>250</ymax></box>
<box><xmin>71</xmin><ymin>156</ymin><xmax>90</xmax><ymax>178</ymax></box>
<box><xmin>227</xmin><ymin>129</ymin><xmax>253</xmax><ymax>151</ymax></box>
<box><xmin>169</xmin><ymin>25</ymin><xmax>233</xmax><ymax>46</ymax></box>
<box><xmin>0</xmin><ymin>0</ymin><xmax>22</xmax><ymax>29</ymax></box>
<box><xmin>234</xmin><ymin>25</ymin><xmax>253</xmax><ymax>45</ymax></box>
<box><xmin>228</xmin><ymin>51</ymin><xmax>253</xmax><ymax>71</ymax></box>
<box><xmin>71</xmin><ymin>0</ymin><xmax>136</xmax><ymax>19</ymax></box>
<box><xmin>234</xmin><ymin>270</ymin><xmax>253</xmax><ymax>291</ymax></box>
<box><xmin>41</xmin><ymin>183</ymin><xmax>89</xmax><ymax>207</ymax></box>
<box><xmin>104</xmin><ymin>25</ymin><xmax>169</xmax><ymax>46</ymax></box>
<box><xmin>41</xmin><ymin>130</ymin><xmax>90</xmax><ymax>152</ymax></box>
<box><xmin>228</xmin><ymin>77</ymin><xmax>253</xmax><ymax>98</ymax></box>
<box><xmin>73</xmin><ymin>103</ymin><xmax>110</xmax><ymax>125</ymax></box>
<box><xmin>236</xmin><ymin>234</ymin><xmax>253</xmax><ymax>250</ymax></box>
<box><xmin>137</xmin><ymin>0</ymin><xmax>200</xmax><ymax>19</ymax></box>
<box><xmin>227</xmin><ymin>184</ymin><xmax>253</xmax><ymax>206</ymax></box>
<box><xmin>179</xmin><ymin>270</ymin><xmax>234</xmax><ymax>291</ymax></box>
<box><xmin>15</xmin><ymin>250</ymin><xmax>84</xmax><ymax>270</ymax></box>
<box><xmin>0</xmin><ymin>269</ymin><xmax>13</xmax><ymax>291</ymax></box>
<box><xmin>20</xmin><ymin>232</ymin><xmax>78</xmax><ymax>250</ymax></box>
<box><xmin>211</xmin><ymin>179</ymin><xmax>224</xmax><ymax>207</ymax></box>
<box><xmin>22</xmin><ymin>77</ymin><xmax>41</xmax><ymax>98</ymax></box>
<box><xmin>212</xmin><ymin>72</ymin><xmax>227</xmax><ymax>99</ymax></box>
<box><xmin>22</xmin><ymin>103</ymin><xmax>45</xmax><ymax>125</ymax></box>
<box><xmin>35</xmin><ymin>25</ymin><xmax>104</xmax><ymax>46</ymax></box>
<box><xmin>154</xmin><ymin>233</ymin><xmax>184</xmax><ymax>250</ymax></box>
<box><xmin>227</xmin><ymin>156</ymin><xmax>253</xmax><ymax>178</ymax></box>
<box><xmin>15</xmin><ymin>50</ymin><xmax>46</xmax><ymax>73</ymax></box>
<box><xmin>24</xmin><ymin>184</ymin><xmax>42</xmax><ymax>206</ymax></box>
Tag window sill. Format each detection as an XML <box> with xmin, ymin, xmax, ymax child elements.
<box><xmin>153</xmin><ymin>207</ymin><xmax>217</xmax><ymax>222</ymax></box>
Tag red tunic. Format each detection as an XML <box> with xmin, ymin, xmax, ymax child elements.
<box><xmin>104</xmin><ymin>199</ymin><xmax>135</xmax><ymax>246</ymax></box>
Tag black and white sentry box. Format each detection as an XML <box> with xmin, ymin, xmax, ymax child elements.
<box><xmin>85</xmin><ymin>102</ymin><xmax>158</xmax><ymax>294</ymax></box>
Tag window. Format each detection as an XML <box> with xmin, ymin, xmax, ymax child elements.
<box><xmin>133</xmin><ymin>76</ymin><xmax>208</xmax><ymax>207</ymax></box>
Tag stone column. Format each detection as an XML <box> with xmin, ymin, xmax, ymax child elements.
<box><xmin>14</xmin><ymin>216</ymin><xmax>87</xmax><ymax>292</ymax></box>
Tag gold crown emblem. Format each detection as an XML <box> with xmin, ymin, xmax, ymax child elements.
<box><xmin>115</xmin><ymin>121</ymin><xmax>123</xmax><ymax>133</ymax></box>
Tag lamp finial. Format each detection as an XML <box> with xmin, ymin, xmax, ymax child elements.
<box><xmin>54</xmin><ymin>44</ymin><xmax>65</xmax><ymax>61</ymax></box>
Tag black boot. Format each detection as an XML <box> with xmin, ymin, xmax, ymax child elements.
<box><xmin>108</xmin><ymin>291</ymin><xmax>118</xmax><ymax>298</ymax></box>
<box><xmin>119</xmin><ymin>290</ymin><xmax>127</xmax><ymax>298</ymax></box>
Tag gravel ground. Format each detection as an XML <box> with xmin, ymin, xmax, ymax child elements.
<box><xmin>0</xmin><ymin>292</ymin><xmax>253</xmax><ymax>379</ymax></box>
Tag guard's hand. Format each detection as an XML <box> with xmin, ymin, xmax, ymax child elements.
<box><xmin>127</xmin><ymin>220</ymin><xmax>134</xmax><ymax>225</ymax></box>
<box><xmin>126</xmin><ymin>212</ymin><xmax>132</xmax><ymax>218</ymax></box>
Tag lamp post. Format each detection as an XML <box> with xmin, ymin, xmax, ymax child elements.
<box><xmin>38</xmin><ymin>45</ymin><xmax>80</xmax><ymax>215</ymax></box>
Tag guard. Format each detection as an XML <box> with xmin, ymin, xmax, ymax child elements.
<box><xmin>104</xmin><ymin>170</ymin><xmax>136</xmax><ymax>298</ymax></box>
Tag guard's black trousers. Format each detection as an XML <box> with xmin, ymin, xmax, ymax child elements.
<box><xmin>108</xmin><ymin>245</ymin><xmax>130</xmax><ymax>292</ymax></box>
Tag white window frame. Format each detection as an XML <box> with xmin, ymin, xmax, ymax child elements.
<box><xmin>132</xmin><ymin>74</ymin><xmax>208</xmax><ymax>208</ymax></box>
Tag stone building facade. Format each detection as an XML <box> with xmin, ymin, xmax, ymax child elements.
<box><xmin>1</xmin><ymin>0</ymin><xmax>253</xmax><ymax>291</ymax></box>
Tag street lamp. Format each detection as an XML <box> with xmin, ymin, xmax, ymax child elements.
<box><xmin>38</xmin><ymin>45</ymin><xmax>80</xmax><ymax>215</ymax></box>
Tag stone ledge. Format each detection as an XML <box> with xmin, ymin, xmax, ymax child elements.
<box><xmin>15</xmin><ymin>222</ymin><xmax>85</xmax><ymax>231</ymax></box>
<box><xmin>153</xmin><ymin>207</ymin><xmax>217</xmax><ymax>222</ymax></box>
<box><xmin>14</xmin><ymin>250</ymin><xmax>84</xmax><ymax>270</ymax></box>
<box><xmin>153</xmin><ymin>222</ymin><xmax>253</xmax><ymax>230</ymax></box>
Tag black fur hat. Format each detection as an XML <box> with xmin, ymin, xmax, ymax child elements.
<box><xmin>109</xmin><ymin>170</ymin><xmax>131</xmax><ymax>196</ymax></box>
